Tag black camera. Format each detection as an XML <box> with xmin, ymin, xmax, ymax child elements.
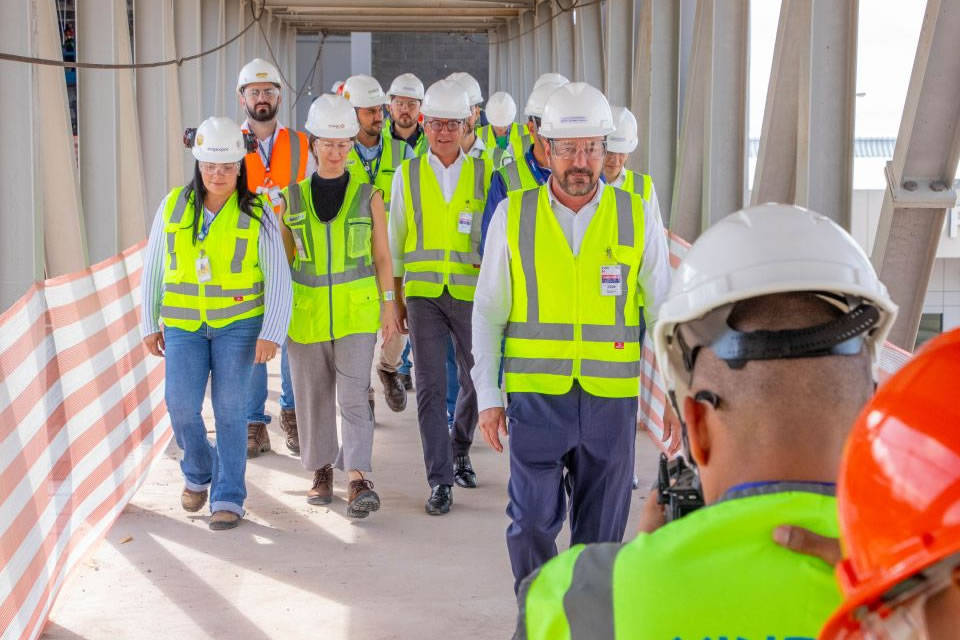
<box><xmin>656</xmin><ymin>453</ymin><xmax>704</xmax><ymax>522</ymax></box>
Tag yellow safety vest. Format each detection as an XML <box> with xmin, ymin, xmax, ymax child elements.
<box><xmin>503</xmin><ymin>185</ymin><xmax>646</xmax><ymax>398</ymax></box>
<box><xmin>384</xmin><ymin>120</ymin><xmax>428</xmax><ymax>157</ymax></box>
<box><xmin>400</xmin><ymin>154</ymin><xmax>490</xmax><ymax>302</ymax></box>
<box><xmin>346</xmin><ymin>136</ymin><xmax>407</xmax><ymax>210</ymax></box>
<box><xmin>500</xmin><ymin>153</ymin><xmax>543</xmax><ymax>192</ymax></box>
<box><xmin>520</xmin><ymin>486</ymin><xmax>842</xmax><ymax>640</ymax></box>
<box><xmin>479</xmin><ymin>122</ymin><xmax>532</xmax><ymax>162</ymax></box>
<box><xmin>283</xmin><ymin>175</ymin><xmax>381</xmax><ymax>343</ymax></box>
<box><xmin>160</xmin><ymin>187</ymin><xmax>265</xmax><ymax>332</ymax></box>
<box><xmin>618</xmin><ymin>169</ymin><xmax>652</xmax><ymax>202</ymax></box>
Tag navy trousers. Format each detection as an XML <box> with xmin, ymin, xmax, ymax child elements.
<box><xmin>505</xmin><ymin>382</ymin><xmax>637</xmax><ymax>592</ymax></box>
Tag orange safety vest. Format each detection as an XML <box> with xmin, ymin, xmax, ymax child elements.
<box><xmin>243</xmin><ymin>127</ymin><xmax>309</xmax><ymax>190</ymax></box>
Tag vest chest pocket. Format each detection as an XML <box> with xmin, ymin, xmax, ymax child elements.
<box><xmin>347</xmin><ymin>219</ymin><xmax>372</xmax><ymax>259</ymax></box>
<box><xmin>287</xmin><ymin>224</ymin><xmax>312</xmax><ymax>264</ymax></box>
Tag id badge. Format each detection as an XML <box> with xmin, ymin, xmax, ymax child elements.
<box><xmin>458</xmin><ymin>211</ymin><xmax>473</xmax><ymax>234</ymax></box>
<box><xmin>293</xmin><ymin>234</ymin><xmax>307</xmax><ymax>261</ymax></box>
<box><xmin>196</xmin><ymin>253</ymin><xmax>212</xmax><ymax>283</ymax></box>
<box><xmin>600</xmin><ymin>265</ymin><xmax>622</xmax><ymax>296</ymax></box>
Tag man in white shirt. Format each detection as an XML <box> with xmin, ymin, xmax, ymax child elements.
<box><xmin>603</xmin><ymin>106</ymin><xmax>661</xmax><ymax>226</ymax></box>
<box><xmin>389</xmin><ymin>80</ymin><xmax>491</xmax><ymax>515</ymax></box>
<box><xmin>471</xmin><ymin>83</ymin><xmax>673</xmax><ymax>592</ymax></box>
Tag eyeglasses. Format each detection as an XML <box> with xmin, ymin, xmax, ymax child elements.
<box><xmin>199</xmin><ymin>162</ymin><xmax>241</xmax><ymax>175</ymax></box>
<box><xmin>425</xmin><ymin>119</ymin><xmax>464</xmax><ymax>132</ymax></box>
<box><xmin>244</xmin><ymin>87</ymin><xmax>279</xmax><ymax>100</ymax></box>
<box><xmin>390</xmin><ymin>98</ymin><xmax>420</xmax><ymax>111</ymax></box>
<box><xmin>550</xmin><ymin>140</ymin><xmax>607</xmax><ymax>159</ymax></box>
<box><xmin>315</xmin><ymin>140</ymin><xmax>353</xmax><ymax>153</ymax></box>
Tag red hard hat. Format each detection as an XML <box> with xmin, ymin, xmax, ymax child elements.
<box><xmin>820</xmin><ymin>328</ymin><xmax>960</xmax><ymax>638</ymax></box>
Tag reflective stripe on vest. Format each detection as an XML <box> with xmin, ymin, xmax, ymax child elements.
<box><xmin>503</xmin><ymin>185</ymin><xmax>645</xmax><ymax>397</ymax></box>
<box><xmin>501</xmin><ymin>155</ymin><xmax>541</xmax><ymax>192</ymax></box>
<box><xmin>401</xmin><ymin>155</ymin><xmax>488</xmax><ymax>301</ymax></box>
<box><xmin>284</xmin><ymin>176</ymin><xmax>380</xmax><ymax>342</ymax></box>
<box><xmin>521</xmin><ymin>489</ymin><xmax>842</xmax><ymax>639</ymax></box>
<box><xmin>160</xmin><ymin>187</ymin><xmax>265</xmax><ymax>331</ymax></box>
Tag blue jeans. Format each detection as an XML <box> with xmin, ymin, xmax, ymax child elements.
<box><xmin>164</xmin><ymin>317</ymin><xmax>261</xmax><ymax>516</ymax></box>
<box><xmin>397</xmin><ymin>338</ymin><xmax>413</xmax><ymax>375</ymax></box>
<box><xmin>247</xmin><ymin>342</ymin><xmax>295</xmax><ymax>423</ymax></box>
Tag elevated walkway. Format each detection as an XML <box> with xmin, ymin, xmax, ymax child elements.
<box><xmin>43</xmin><ymin>357</ymin><xmax>661</xmax><ymax>640</ymax></box>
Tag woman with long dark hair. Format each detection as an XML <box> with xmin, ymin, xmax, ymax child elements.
<box><xmin>140</xmin><ymin>117</ymin><xmax>292</xmax><ymax>531</ymax></box>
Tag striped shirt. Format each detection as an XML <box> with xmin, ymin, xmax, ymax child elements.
<box><xmin>139</xmin><ymin>192</ymin><xmax>292</xmax><ymax>345</ymax></box>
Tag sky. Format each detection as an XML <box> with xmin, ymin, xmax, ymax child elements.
<box><xmin>748</xmin><ymin>0</ymin><xmax>927</xmax><ymax>139</ymax></box>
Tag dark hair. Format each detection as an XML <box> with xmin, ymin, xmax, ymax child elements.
<box><xmin>182</xmin><ymin>161</ymin><xmax>261</xmax><ymax>244</ymax></box>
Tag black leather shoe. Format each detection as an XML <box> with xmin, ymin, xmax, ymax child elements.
<box><xmin>453</xmin><ymin>454</ymin><xmax>477</xmax><ymax>489</ymax></box>
<box><xmin>376</xmin><ymin>367</ymin><xmax>407</xmax><ymax>412</ymax></box>
<box><xmin>398</xmin><ymin>373</ymin><xmax>413</xmax><ymax>391</ymax></box>
<box><xmin>425</xmin><ymin>484</ymin><xmax>453</xmax><ymax>515</ymax></box>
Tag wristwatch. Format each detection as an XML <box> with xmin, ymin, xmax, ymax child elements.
<box><xmin>382</xmin><ymin>290</ymin><xmax>396</xmax><ymax>302</ymax></box>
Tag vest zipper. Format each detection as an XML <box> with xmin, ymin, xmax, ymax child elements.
<box><xmin>326</xmin><ymin>223</ymin><xmax>334</xmax><ymax>339</ymax></box>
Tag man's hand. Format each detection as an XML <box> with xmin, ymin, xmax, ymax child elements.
<box><xmin>380</xmin><ymin>303</ymin><xmax>400</xmax><ymax>347</ymax></box>
<box><xmin>637</xmin><ymin>488</ymin><xmax>667</xmax><ymax>534</ymax></box>
<box><xmin>254</xmin><ymin>339</ymin><xmax>278</xmax><ymax>364</ymax></box>
<box><xmin>773</xmin><ymin>526</ymin><xmax>842</xmax><ymax>566</ymax></box>
<box><xmin>143</xmin><ymin>332</ymin><xmax>165</xmax><ymax>357</ymax></box>
<box><xmin>662</xmin><ymin>402</ymin><xmax>682</xmax><ymax>455</ymax></box>
<box><xmin>478</xmin><ymin>407</ymin><xmax>508</xmax><ymax>453</ymax></box>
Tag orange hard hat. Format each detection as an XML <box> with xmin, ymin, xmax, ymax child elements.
<box><xmin>820</xmin><ymin>328</ymin><xmax>960</xmax><ymax>638</ymax></box>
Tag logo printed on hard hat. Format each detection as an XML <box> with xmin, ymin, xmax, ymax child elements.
<box><xmin>196</xmin><ymin>134</ymin><xmax>204</xmax><ymax>146</ymax></box>
<box><xmin>560</xmin><ymin>116</ymin><xmax>588</xmax><ymax>124</ymax></box>
<box><xmin>256</xmin><ymin>72</ymin><xmax>268</xmax><ymax>78</ymax></box>
<box><xmin>343</xmin><ymin>91</ymin><xmax>352</xmax><ymax>100</ymax></box>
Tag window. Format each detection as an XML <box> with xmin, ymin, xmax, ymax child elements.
<box><xmin>915</xmin><ymin>313</ymin><xmax>943</xmax><ymax>350</ymax></box>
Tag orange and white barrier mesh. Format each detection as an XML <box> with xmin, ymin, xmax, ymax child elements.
<box><xmin>638</xmin><ymin>232</ymin><xmax>914</xmax><ymax>451</ymax></box>
<box><xmin>0</xmin><ymin>242</ymin><xmax>171</xmax><ymax>640</ymax></box>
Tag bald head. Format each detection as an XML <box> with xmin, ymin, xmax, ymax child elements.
<box><xmin>682</xmin><ymin>293</ymin><xmax>874</xmax><ymax>499</ymax></box>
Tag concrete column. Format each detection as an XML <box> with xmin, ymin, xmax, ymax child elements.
<box><xmin>872</xmin><ymin>0</ymin><xmax>960</xmax><ymax>349</ymax></box>
<box><xmin>534</xmin><ymin>1</ymin><xmax>554</xmax><ymax>80</ymax></box>
<box><xmin>224</xmin><ymin>0</ymin><xmax>244</xmax><ymax>121</ymax></box>
<box><xmin>552</xmin><ymin>2</ymin><xmax>575</xmax><ymax>81</ymax></box>
<box><xmin>0</xmin><ymin>0</ymin><xmax>45</xmax><ymax>308</ymax></box>
<box><xmin>671</xmin><ymin>0</ymin><xmax>749</xmax><ymax>241</ymax></box>
<box><xmin>135</xmin><ymin>0</ymin><xmax>186</xmax><ymax>218</ymax></box>
<box><xmin>175</xmin><ymin>0</ymin><xmax>203</xmax><ymax>178</ymax></box>
<box><xmin>201</xmin><ymin>0</ymin><xmax>226</xmax><ymax>117</ymax></box>
<box><xmin>351</xmin><ymin>32</ymin><xmax>373</xmax><ymax>76</ymax></box>
<box><xmin>78</xmin><ymin>0</ymin><xmax>148</xmax><ymax>263</ymax></box>
<box><xmin>519</xmin><ymin>11</ymin><xmax>536</xmax><ymax>104</ymax></box>
<box><xmin>576</xmin><ymin>1</ymin><xmax>604</xmax><ymax>87</ymax></box>
<box><xmin>750</xmin><ymin>0</ymin><xmax>858</xmax><ymax>229</ymax></box>
<box><xmin>604</xmin><ymin>0</ymin><xmax>636</xmax><ymax>107</ymax></box>
<box><xmin>497</xmin><ymin>24</ymin><xmax>509</xmax><ymax>95</ymax></box>
<box><xmin>508</xmin><ymin>17</ymin><xmax>522</xmax><ymax>106</ymax></box>
<box><xmin>633</xmin><ymin>0</ymin><xmax>681</xmax><ymax>225</ymax></box>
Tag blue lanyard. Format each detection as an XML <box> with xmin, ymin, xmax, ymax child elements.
<box><xmin>257</xmin><ymin>133</ymin><xmax>275</xmax><ymax>172</ymax></box>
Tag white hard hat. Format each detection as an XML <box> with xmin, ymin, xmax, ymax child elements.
<box><xmin>485</xmin><ymin>92</ymin><xmax>517</xmax><ymax>127</ymax></box>
<box><xmin>419</xmin><ymin>79</ymin><xmax>471</xmax><ymax>120</ymax></box>
<box><xmin>388</xmin><ymin>73</ymin><xmax>425</xmax><ymax>101</ymax></box>
<box><xmin>192</xmin><ymin>117</ymin><xmax>247</xmax><ymax>163</ymax></box>
<box><xmin>237</xmin><ymin>58</ymin><xmax>281</xmax><ymax>92</ymax></box>
<box><xmin>607</xmin><ymin>106</ymin><xmax>639</xmax><ymax>153</ymax></box>
<box><xmin>304</xmin><ymin>94</ymin><xmax>360</xmax><ymax>138</ymax></box>
<box><xmin>523</xmin><ymin>79</ymin><xmax>568</xmax><ymax>118</ymax></box>
<box><xmin>331</xmin><ymin>80</ymin><xmax>345</xmax><ymax>95</ymax></box>
<box><xmin>533</xmin><ymin>72</ymin><xmax>569</xmax><ymax>89</ymax></box>
<box><xmin>653</xmin><ymin>204</ymin><xmax>898</xmax><ymax>393</ymax></box>
<box><xmin>343</xmin><ymin>74</ymin><xmax>388</xmax><ymax>108</ymax></box>
<box><xmin>447</xmin><ymin>71</ymin><xmax>483</xmax><ymax>105</ymax></box>
<box><xmin>539</xmin><ymin>82</ymin><xmax>616</xmax><ymax>138</ymax></box>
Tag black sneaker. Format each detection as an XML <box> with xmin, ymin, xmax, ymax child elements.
<box><xmin>376</xmin><ymin>367</ymin><xmax>407</xmax><ymax>412</ymax></box>
<box><xmin>425</xmin><ymin>484</ymin><xmax>453</xmax><ymax>515</ymax></box>
<box><xmin>453</xmin><ymin>454</ymin><xmax>477</xmax><ymax>489</ymax></box>
<box><xmin>398</xmin><ymin>372</ymin><xmax>413</xmax><ymax>391</ymax></box>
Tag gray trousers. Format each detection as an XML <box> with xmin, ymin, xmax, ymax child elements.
<box><xmin>287</xmin><ymin>333</ymin><xmax>377</xmax><ymax>472</ymax></box>
<box><xmin>406</xmin><ymin>291</ymin><xmax>477</xmax><ymax>487</ymax></box>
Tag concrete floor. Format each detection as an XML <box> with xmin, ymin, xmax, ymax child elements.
<box><xmin>44</xmin><ymin>358</ymin><xmax>662</xmax><ymax>640</ymax></box>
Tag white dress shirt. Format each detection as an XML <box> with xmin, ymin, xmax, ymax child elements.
<box><xmin>471</xmin><ymin>178</ymin><xmax>672</xmax><ymax>410</ymax></box>
<box><xmin>464</xmin><ymin>135</ymin><xmax>486</xmax><ymax>158</ymax></box>
<box><xmin>240</xmin><ymin>120</ymin><xmax>317</xmax><ymax>178</ymax></box>
<box><xmin>388</xmin><ymin>148</ymin><xmax>468</xmax><ymax>276</ymax></box>
<box><xmin>609</xmin><ymin>167</ymin><xmax>663</xmax><ymax>230</ymax></box>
